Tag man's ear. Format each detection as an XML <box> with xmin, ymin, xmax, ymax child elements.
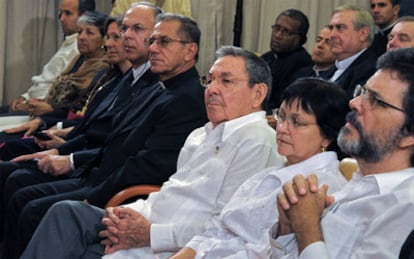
<box><xmin>359</xmin><ymin>26</ymin><xmax>370</xmax><ymax>42</ymax></box>
<box><xmin>252</xmin><ymin>83</ymin><xmax>268</xmax><ymax>109</ymax></box>
<box><xmin>184</xmin><ymin>43</ymin><xmax>198</xmax><ymax>62</ymax></box>
<box><xmin>399</xmin><ymin>134</ymin><xmax>414</xmax><ymax>149</ymax></box>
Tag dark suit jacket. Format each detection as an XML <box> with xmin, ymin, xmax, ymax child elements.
<box><xmin>75</xmin><ymin>67</ymin><xmax>208</xmax><ymax>207</ymax></box>
<box><xmin>400</xmin><ymin>229</ymin><xmax>414</xmax><ymax>259</ymax></box>
<box><xmin>0</xmin><ymin>67</ymin><xmax>125</xmax><ymax>161</ymax></box>
<box><xmin>57</xmin><ymin>69</ymin><xmax>159</xmax><ymax>156</ymax></box>
<box><xmin>288</xmin><ymin>65</ymin><xmax>335</xmax><ymax>84</ymax></box>
<box><xmin>369</xmin><ymin>26</ymin><xmax>393</xmax><ymax>58</ymax></box>
<box><xmin>333</xmin><ymin>48</ymin><xmax>378</xmax><ymax>99</ymax></box>
<box><xmin>261</xmin><ymin>47</ymin><xmax>313</xmax><ymax>111</ymax></box>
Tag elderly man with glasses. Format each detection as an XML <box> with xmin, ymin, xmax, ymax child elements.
<box><xmin>21</xmin><ymin>42</ymin><xmax>285</xmax><ymax>258</ymax></box>
<box><xmin>2</xmin><ymin>8</ymin><xmax>214</xmax><ymax>259</ymax></box>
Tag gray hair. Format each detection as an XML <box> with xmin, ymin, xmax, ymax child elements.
<box><xmin>215</xmin><ymin>46</ymin><xmax>272</xmax><ymax>109</ymax></box>
<box><xmin>156</xmin><ymin>13</ymin><xmax>201</xmax><ymax>61</ymax></box>
<box><xmin>78</xmin><ymin>11</ymin><xmax>108</xmax><ymax>37</ymax></box>
<box><xmin>333</xmin><ymin>5</ymin><xmax>375</xmax><ymax>43</ymax></box>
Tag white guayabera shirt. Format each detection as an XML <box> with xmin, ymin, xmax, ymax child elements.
<box><xmin>103</xmin><ymin>111</ymin><xmax>285</xmax><ymax>259</ymax></box>
<box><xmin>274</xmin><ymin>168</ymin><xmax>414</xmax><ymax>259</ymax></box>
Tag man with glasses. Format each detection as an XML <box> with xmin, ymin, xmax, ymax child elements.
<box><xmin>274</xmin><ymin>48</ymin><xmax>414</xmax><ymax>258</ymax></box>
<box><xmin>261</xmin><ymin>9</ymin><xmax>312</xmax><ymax>111</ymax></box>
<box><xmin>1</xmin><ymin>7</ymin><xmax>211</xmax><ymax>259</ymax></box>
<box><xmin>327</xmin><ymin>5</ymin><xmax>378</xmax><ymax>99</ymax></box>
<box><xmin>21</xmin><ymin>45</ymin><xmax>284</xmax><ymax>258</ymax></box>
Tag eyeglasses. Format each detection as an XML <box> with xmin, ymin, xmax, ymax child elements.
<box><xmin>353</xmin><ymin>84</ymin><xmax>404</xmax><ymax>112</ymax></box>
<box><xmin>271</xmin><ymin>24</ymin><xmax>300</xmax><ymax>37</ymax></box>
<box><xmin>144</xmin><ymin>36</ymin><xmax>192</xmax><ymax>48</ymax></box>
<box><xmin>200</xmin><ymin>74</ymin><xmax>249</xmax><ymax>88</ymax></box>
<box><xmin>273</xmin><ymin>108</ymin><xmax>318</xmax><ymax>128</ymax></box>
<box><xmin>120</xmin><ymin>24</ymin><xmax>147</xmax><ymax>34</ymax></box>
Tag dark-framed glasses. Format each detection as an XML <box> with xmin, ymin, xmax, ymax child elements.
<box><xmin>353</xmin><ymin>84</ymin><xmax>404</xmax><ymax>112</ymax></box>
<box><xmin>271</xmin><ymin>24</ymin><xmax>300</xmax><ymax>37</ymax></box>
<box><xmin>273</xmin><ymin>108</ymin><xmax>318</xmax><ymax>128</ymax></box>
<box><xmin>200</xmin><ymin>74</ymin><xmax>249</xmax><ymax>88</ymax></box>
<box><xmin>144</xmin><ymin>36</ymin><xmax>192</xmax><ymax>48</ymax></box>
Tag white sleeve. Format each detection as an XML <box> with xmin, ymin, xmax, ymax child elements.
<box><xmin>299</xmin><ymin>241</ymin><xmax>330</xmax><ymax>259</ymax></box>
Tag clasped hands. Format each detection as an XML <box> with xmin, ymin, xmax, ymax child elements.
<box><xmin>99</xmin><ymin>206</ymin><xmax>151</xmax><ymax>254</ymax></box>
<box><xmin>277</xmin><ymin>174</ymin><xmax>335</xmax><ymax>253</ymax></box>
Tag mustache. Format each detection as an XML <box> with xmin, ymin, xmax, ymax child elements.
<box><xmin>346</xmin><ymin>111</ymin><xmax>362</xmax><ymax>133</ymax></box>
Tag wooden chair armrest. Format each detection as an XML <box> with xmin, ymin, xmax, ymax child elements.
<box><xmin>105</xmin><ymin>185</ymin><xmax>161</xmax><ymax>208</ymax></box>
<box><xmin>339</xmin><ymin>157</ymin><xmax>358</xmax><ymax>181</ymax></box>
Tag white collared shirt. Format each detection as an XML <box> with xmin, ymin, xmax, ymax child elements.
<box><xmin>24</xmin><ymin>33</ymin><xmax>79</xmax><ymax>99</ymax></box>
<box><xmin>103</xmin><ymin>111</ymin><xmax>285</xmax><ymax>259</ymax></box>
<box><xmin>273</xmin><ymin>168</ymin><xmax>414</xmax><ymax>259</ymax></box>
<box><xmin>330</xmin><ymin>48</ymin><xmax>366</xmax><ymax>83</ymax></box>
<box><xmin>131</xmin><ymin>61</ymin><xmax>150</xmax><ymax>85</ymax></box>
<box><xmin>186</xmin><ymin>152</ymin><xmax>346</xmax><ymax>258</ymax></box>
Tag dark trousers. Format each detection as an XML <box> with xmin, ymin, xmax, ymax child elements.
<box><xmin>1</xmin><ymin>168</ymin><xmax>83</xmax><ymax>259</ymax></box>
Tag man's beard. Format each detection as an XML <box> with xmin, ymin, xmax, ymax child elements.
<box><xmin>338</xmin><ymin>111</ymin><xmax>403</xmax><ymax>163</ymax></box>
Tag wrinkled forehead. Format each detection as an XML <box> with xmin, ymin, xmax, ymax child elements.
<box><xmin>209</xmin><ymin>56</ymin><xmax>247</xmax><ymax>76</ymax></box>
<box><xmin>152</xmin><ymin>20</ymin><xmax>181</xmax><ymax>37</ymax></box>
<box><xmin>123</xmin><ymin>6</ymin><xmax>155</xmax><ymax>27</ymax></box>
<box><xmin>331</xmin><ymin>10</ymin><xmax>356</xmax><ymax>25</ymax></box>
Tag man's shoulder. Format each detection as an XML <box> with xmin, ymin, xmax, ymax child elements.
<box><xmin>351</xmin><ymin>48</ymin><xmax>377</xmax><ymax>67</ymax></box>
<box><xmin>226</xmin><ymin>115</ymin><xmax>275</xmax><ymax>145</ymax></box>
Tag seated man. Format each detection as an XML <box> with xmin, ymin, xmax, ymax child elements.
<box><xmin>1</xmin><ymin>7</ymin><xmax>210</xmax><ymax>259</ymax></box>
<box><xmin>290</xmin><ymin>25</ymin><xmax>336</xmax><ymax>81</ymax></box>
<box><xmin>261</xmin><ymin>9</ymin><xmax>312</xmax><ymax>111</ymax></box>
<box><xmin>0</xmin><ymin>0</ymin><xmax>95</xmax><ymax>114</ymax></box>
<box><xmin>275</xmin><ymin>48</ymin><xmax>414</xmax><ymax>258</ymax></box>
<box><xmin>369</xmin><ymin>0</ymin><xmax>400</xmax><ymax>57</ymax></box>
<box><xmin>387</xmin><ymin>16</ymin><xmax>414</xmax><ymax>51</ymax></box>
<box><xmin>328</xmin><ymin>5</ymin><xmax>378</xmax><ymax>99</ymax></box>
<box><xmin>0</xmin><ymin>15</ymin><xmax>132</xmax><ymax>161</ymax></box>
<box><xmin>21</xmin><ymin>45</ymin><xmax>284</xmax><ymax>259</ymax></box>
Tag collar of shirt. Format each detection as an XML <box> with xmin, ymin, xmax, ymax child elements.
<box><xmin>131</xmin><ymin>61</ymin><xmax>150</xmax><ymax>84</ymax></box>
<box><xmin>371</xmin><ymin>167</ymin><xmax>414</xmax><ymax>194</ymax></box>
<box><xmin>333</xmin><ymin>167</ymin><xmax>414</xmax><ymax>203</ymax></box>
<box><xmin>335</xmin><ymin>48</ymin><xmax>366</xmax><ymax>70</ymax></box>
<box><xmin>380</xmin><ymin>21</ymin><xmax>398</xmax><ymax>35</ymax></box>
<box><xmin>313</xmin><ymin>65</ymin><xmax>334</xmax><ymax>76</ymax></box>
<box><xmin>63</xmin><ymin>33</ymin><xmax>78</xmax><ymax>46</ymax></box>
<box><xmin>330</xmin><ymin>48</ymin><xmax>366</xmax><ymax>82</ymax></box>
<box><xmin>161</xmin><ymin>66</ymin><xmax>199</xmax><ymax>90</ymax></box>
<box><xmin>204</xmin><ymin>111</ymin><xmax>267</xmax><ymax>143</ymax></box>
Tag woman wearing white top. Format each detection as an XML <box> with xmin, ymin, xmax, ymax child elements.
<box><xmin>172</xmin><ymin>77</ymin><xmax>350</xmax><ymax>259</ymax></box>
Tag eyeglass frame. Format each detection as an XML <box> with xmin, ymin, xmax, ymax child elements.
<box><xmin>353</xmin><ymin>84</ymin><xmax>405</xmax><ymax>113</ymax></box>
<box><xmin>199</xmin><ymin>74</ymin><xmax>250</xmax><ymax>88</ymax></box>
<box><xmin>271</xmin><ymin>24</ymin><xmax>300</xmax><ymax>37</ymax></box>
<box><xmin>144</xmin><ymin>36</ymin><xmax>193</xmax><ymax>48</ymax></box>
<box><xmin>273</xmin><ymin>108</ymin><xmax>318</xmax><ymax>128</ymax></box>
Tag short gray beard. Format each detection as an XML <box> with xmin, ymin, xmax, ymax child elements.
<box><xmin>338</xmin><ymin>112</ymin><xmax>403</xmax><ymax>163</ymax></box>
